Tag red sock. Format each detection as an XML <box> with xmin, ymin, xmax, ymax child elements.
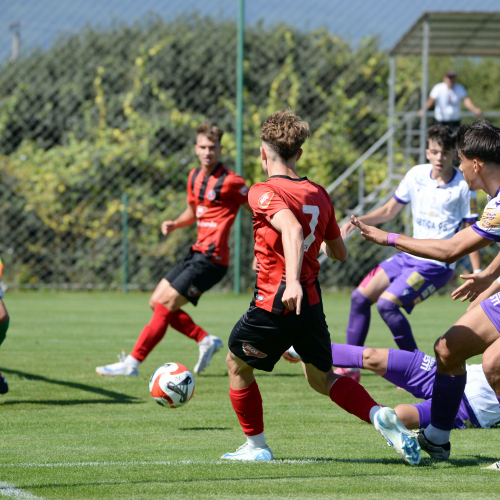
<box><xmin>229</xmin><ymin>380</ymin><xmax>264</xmax><ymax>436</ymax></box>
<box><xmin>130</xmin><ymin>303</ymin><xmax>172</xmax><ymax>362</ymax></box>
<box><xmin>169</xmin><ymin>309</ymin><xmax>208</xmax><ymax>343</ymax></box>
<box><xmin>329</xmin><ymin>377</ymin><xmax>378</xmax><ymax>424</ymax></box>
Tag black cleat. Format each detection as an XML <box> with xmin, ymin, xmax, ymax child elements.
<box><xmin>416</xmin><ymin>429</ymin><xmax>450</xmax><ymax>461</ymax></box>
<box><xmin>0</xmin><ymin>373</ymin><xmax>7</xmax><ymax>394</ymax></box>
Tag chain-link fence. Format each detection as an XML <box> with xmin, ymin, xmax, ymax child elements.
<box><xmin>0</xmin><ymin>2</ymin><xmax>499</xmax><ymax>291</ymax></box>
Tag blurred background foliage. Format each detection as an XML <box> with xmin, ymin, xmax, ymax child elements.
<box><xmin>0</xmin><ymin>14</ymin><xmax>495</xmax><ymax>288</ymax></box>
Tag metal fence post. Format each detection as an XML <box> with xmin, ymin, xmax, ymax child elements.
<box><xmin>233</xmin><ymin>0</ymin><xmax>245</xmax><ymax>295</ymax></box>
<box><xmin>122</xmin><ymin>193</ymin><xmax>128</xmax><ymax>294</ymax></box>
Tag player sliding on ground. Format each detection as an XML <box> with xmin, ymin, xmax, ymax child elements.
<box><xmin>221</xmin><ymin>110</ymin><xmax>421</xmax><ymax>465</ymax></box>
<box><xmin>350</xmin><ymin>119</ymin><xmax>500</xmax><ymax>461</ymax></box>
<box><xmin>96</xmin><ymin>123</ymin><xmax>252</xmax><ymax>377</ymax></box>
<box><xmin>284</xmin><ymin>344</ymin><xmax>500</xmax><ymax>431</ymax></box>
<box><xmin>338</xmin><ymin>124</ymin><xmax>479</xmax><ymax>382</ymax></box>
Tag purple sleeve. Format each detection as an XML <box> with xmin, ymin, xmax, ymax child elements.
<box><xmin>471</xmin><ymin>224</ymin><xmax>500</xmax><ymax>242</ymax></box>
<box><xmin>393</xmin><ymin>195</ymin><xmax>408</xmax><ymax>205</ymax></box>
<box><xmin>463</xmin><ymin>217</ymin><xmax>478</xmax><ymax>224</ymax></box>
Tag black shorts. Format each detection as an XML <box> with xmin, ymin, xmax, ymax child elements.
<box><xmin>228</xmin><ymin>301</ymin><xmax>332</xmax><ymax>373</ymax></box>
<box><xmin>164</xmin><ymin>251</ymin><xmax>227</xmax><ymax>306</ymax></box>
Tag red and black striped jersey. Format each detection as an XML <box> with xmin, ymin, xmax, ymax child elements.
<box><xmin>187</xmin><ymin>163</ymin><xmax>248</xmax><ymax>266</ymax></box>
<box><xmin>249</xmin><ymin>175</ymin><xmax>340</xmax><ymax>314</ymax></box>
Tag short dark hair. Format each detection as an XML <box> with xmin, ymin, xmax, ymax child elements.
<box><xmin>196</xmin><ymin>122</ymin><xmax>223</xmax><ymax>143</ymax></box>
<box><xmin>260</xmin><ymin>109</ymin><xmax>310</xmax><ymax>160</ymax></box>
<box><xmin>457</xmin><ymin>119</ymin><xmax>500</xmax><ymax>165</ymax></box>
<box><xmin>427</xmin><ymin>123</ymin><xmax>455</xmax><ymax>151</ymax></box>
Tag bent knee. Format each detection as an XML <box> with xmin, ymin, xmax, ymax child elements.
<box><xmin>362</xmin><ymin>347</ymin><xmax>381</xmax><ymax>370</ymax></box>
<box><xmin>433</xmin><ymin>337</ymin><xmax>463</xmax><ymax>369</ymax></box>
<box><xmin>0</xmin><ymin>312</ymin><xmax>9</xmax><ymax>323</ymax></box>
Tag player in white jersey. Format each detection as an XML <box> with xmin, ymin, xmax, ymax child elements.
<box><xmin>339</xmin><ymin>124</ymin><xmax>480</xmax><ymax>381</ymax></box>
<box><xmin>350</xmin><ymin>119</ymin><xmax>500</xmax><ymax>460</ymax></box>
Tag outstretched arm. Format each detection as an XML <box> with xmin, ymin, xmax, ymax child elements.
<box><xmin>350</xmin><ymin>217</ymin><xmax>490</xmax><ymax>264</ymax></box>
<box><xmin>340</xmin><ymin>197</ymin><xmax>404</xmax><ymax>239</ymax></box>
<box><xmin>270</xmin><ymin>209</ymin><xmax>304</xmax><ymax>315</ymax></box>
<box><xmin>463</xmin><ymin>222</ymin><xmax>482</xmax><ymax>271</ymax></box>
<box><xmin>161</xmin><ymin>203</ymin><xmax>196</xmax><ymax>235</ymax></box>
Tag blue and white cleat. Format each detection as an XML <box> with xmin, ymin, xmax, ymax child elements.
<box><xmin>96</xmin><ymin>351</ymin><xmax>138</xmax><ymax>377</ymax></box>
<box><xmin>221</xmin><ymin>443</ymin><xmax>274</xmax><ymax>461</ymax></box>
<box><xmin>373</xmin><ymin>407</ymin><xmax>421</xmax><ymax>465</ymax></box>
<box><xmin>193</xmin><ymin>335</ymin><xmax>223</xmax><ymax>375</ymax></box>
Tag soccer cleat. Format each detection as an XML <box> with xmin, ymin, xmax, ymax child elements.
<box><xmin>221</xmin><ymin>442</ymin><xmax>274</xmax><ymax>461</ymax></box>
<box><xmin>96</xmin><ymin>351</ymin><xmax>138</xmax><ymax>377</ymax></box>
<box><xmin>0</xmin><ymin>373</ymin><xmax>8</xmax><ymax>394</ymax></box>
<box><xmin>483</xmin><ymin>460</ymin><xmax>500</xmax><ymax>470</ymax></box>
<box><xmin>374</xmin><ymin>407</ymin><xmax>421</xmax><ymax>465</ymax></box>
<box><xmin>193</xmin><ymin>335</ymin><xmax>223</xmax><ymax>375</ymax></box>
<box><xmin>334</xmin><ymin>367</ymin><xmax>361</xmax><ymax>382</ymax></box>
<box><xmin>415</xmin><ymin>429</ymin><xmax>450</xmax><ymax>461</ymax></box>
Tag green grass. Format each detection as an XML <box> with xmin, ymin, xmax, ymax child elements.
<box><xmin>0</xmin><ymin>291</ymin><xmax>498</xmax><ymax>499</ymax></box>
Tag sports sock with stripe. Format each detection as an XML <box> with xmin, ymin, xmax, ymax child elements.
<box><xmin>229</xmin><ymin>380</ymin><xmax>264</xmax><ymax>436</ymax></box>
<box><xmin>130</xmin><ymin>303</ymin><xmax>172</xmax><ymax>362</ymax></box>
<box><xmin>169</xmin><ymin>309</ymin><xmax>208</xmax><ymax>343</ymax></box>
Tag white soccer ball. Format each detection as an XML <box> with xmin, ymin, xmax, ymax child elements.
<box><xmin>149</xmin><ymin>363</ymin><xmax>195</xmax><ymax>408</ymax></box>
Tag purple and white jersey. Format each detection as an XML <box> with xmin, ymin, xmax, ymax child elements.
<box><xmin>471</xmin><ymin>187</ymin><xmax>500</xmax><ymax>245</ymax></box>
<box><xmin>464</xmin><ymin>364</ymin><xmax>500</xmax><ymax>429</ymax></box>
<box><xmin>394</xmin><ymin>164</ymin><xmax>478</xmax><ymax>268</ymax></box>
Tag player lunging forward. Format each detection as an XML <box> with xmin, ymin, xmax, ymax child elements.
<box><xmin>351</xmin><ymin>119</ymin><xmax>500</xmax><ymax>460</ymax></box>
<box><xmin>97</xmin><ymin>123</ymin><xmax>251</xmax><ymax>377</ymax></box>
<box><xmin>285</xmin><ymin>344</ymin><xmax>500</xmax><ymax>431</ymax></box>
<box><xmin>339</xmin><ymin>124</ymin><xmax>479</xmax><ymax>382</ymax></box>
<box><xmin>221</xmin><ymin>110</ymin><xmax>421</xmax><ymax>465</ymax></box>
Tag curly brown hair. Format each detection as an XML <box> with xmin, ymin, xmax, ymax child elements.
<box><xmin>196</xmin><ymin>122</ymin><xmax>224</xmax><ymax>143</ymax></box>
<box><xmin>261</xmin><ymin>109</ymin><xmax>310</xmax><ymax>160</ymax></box>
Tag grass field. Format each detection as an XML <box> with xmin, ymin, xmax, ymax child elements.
<box><xmin>1</xmin><ymin>291</ymin><xmax>498</xmax><ymax>499</ymax></box>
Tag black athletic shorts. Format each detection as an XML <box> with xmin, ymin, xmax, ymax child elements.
<box><xmin>164</xmin><ymin>251</ymin><xmax>227</xmax><ymax>306</ymax></box>
<box><xmin>228</xmin><ymin>300</ymin><xmax>332</xmax><ymax>373</ymax></box>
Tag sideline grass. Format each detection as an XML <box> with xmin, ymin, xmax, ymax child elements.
<box><xmin>0</xmin><ymin>291</ymin><xmax>498</xmax><ymax>499</ymax></box>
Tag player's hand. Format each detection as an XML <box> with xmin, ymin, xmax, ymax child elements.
<box><xmin>161</xmin><ymin>220</ymin><xmax>177</xmax><ymax>236</ymax></box>
<box><xmin>282</xmin><ymin>281</ymin><xmax>303</xmax><ymax>315</ymax></box>
<box><xmin>350</xmin><ymin>216</ymin><xmax>388</xmax><ymax>246</ymax></box>
<box><xmin>282</xmin><ymin>350</ymin><xmax>301</xmax><ymax>364</ymax></box>
<box><xmin>340</xmin><ymin>221</ymin><xmax>355</xmax><ymax>240</ymax></box>
<box><xmin>451</xmin><ymin>272</ymin><xmax>494</xmax><ymax>302</ymax></box>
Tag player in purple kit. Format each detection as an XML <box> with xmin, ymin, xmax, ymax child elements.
<box><xmin>350</xmin><ymin>119</ymin><xmax>500</xmax><ymax>460</ymax></box>
<box><xmin>338</xmin><ymin>124</ymin><xmax>480</xmax><ymax>381</ymax></box>
<box><xmin>285</xmin><ymin>344</ymin><xmax>500</xmax><ymax>431</ymax></box>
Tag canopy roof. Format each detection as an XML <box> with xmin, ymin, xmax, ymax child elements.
<box><xmin>391</xmin><ymin>11</ymin><xmax>500</xmax><ymax>56</ymax></box>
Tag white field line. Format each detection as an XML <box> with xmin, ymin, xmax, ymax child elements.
<box><xmin>0</xmin><ymin>458</ymin><xmax>494</xmax><ymax>469</ymax></box>
<box><xmin>0</xmin><ymin>481</ymin><xmax>45</xmax><ymax>499</ymax></box>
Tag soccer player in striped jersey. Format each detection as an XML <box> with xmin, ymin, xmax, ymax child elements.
<box><xmin>96</xmin><ymin>122</ymin><xmax>251</xmax><ymax>377</ymax></box>
<box><xmin>338</xmin><ymin>124</ymin><xmax>480</xmax><ymax>381</ymax></box>
<box><xmin>221</xmin><ymin>110</ymin><xmax>420</xmax><ymax>465</ymax></box>
<box><xmin>350</xmin><ymin>119</ymin><xmax>500</xmax><ymax>460</ymax></box>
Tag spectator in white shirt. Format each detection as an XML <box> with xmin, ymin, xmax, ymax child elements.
<box><xmin>419</xmin><ymin>70</ymin><xmax>481</xmax><ymax>130</ymax></box>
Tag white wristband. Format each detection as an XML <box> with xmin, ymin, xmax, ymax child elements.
<box><xmin>473</xmin><ymin>269</ymin><xmax>482</xmax><ymax>274</ymax></box>
<box><xmin>497</xmin><ymin>276</ymin><xmax>500</xmax><ymax>285</ymax></box>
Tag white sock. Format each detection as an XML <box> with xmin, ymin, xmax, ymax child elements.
<box><xmin>247</xmin><ymin>432</ymin><xmax>266</xmax><ymax>449</ymax></box>
<box><xmin>424</xmin><ymin>424</ymin><xmax>450</xmax><ymax>445</ymax></box>
<box><xmin>124</xmin><ymin>355</ymin><xmax>140</xmax><ymax>368</ymax></box>
<box><xmin>369</xmin><ymin>405</ymin><xmax>382</xmax><ymax>425</ymax></box>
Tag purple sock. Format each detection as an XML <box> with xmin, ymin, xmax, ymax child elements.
<box><xmin>382</xmin><ymin>348</ymin><xmax>415</xmax><ymax>388</ymax></box>
<box><xmin>346</xmin><ymin>289</ymin><xmax>372</xmax><ymax>346</ymax></box>
<box><xmin>331</xmin><ymin>343</ymin><xmax>365</xmax><ymax>368</ymax></box>
<box><xmin>376</xmin><ymin>298</ymin><xmax>417</xmax><ymax>351</ymax></box>
<box><xmin>430</xmin><ymin>372</ymin><xmax>467</xmax><ymax>431</ymax></box>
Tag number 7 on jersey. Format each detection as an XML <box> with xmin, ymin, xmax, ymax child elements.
<box><xmin>303</xmin><ymin>205</ymin><xmax>319</xmax><ymax>252</ymax></box>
